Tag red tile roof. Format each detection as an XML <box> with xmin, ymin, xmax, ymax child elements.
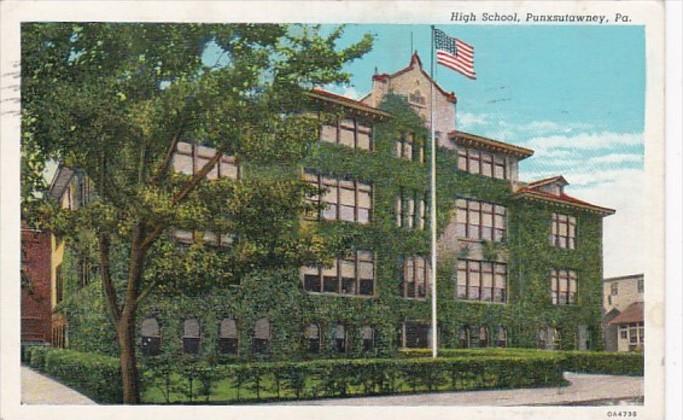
<box><xmin>608</xmin><ymin>302</ymin><xmax>644</xmax><ymax>325</ymax></box>
<box><xmin>528</xmin><ymin>175</ymin><xmax>569</xmax><ymax>188</ymax></box>
<box><xmin>307</xmin><ymin>88</ymin><xmax>392</xmax><ymax>119</ymax></box>
<box><xmin>449</xmin><ymin>130</ymin><xmax>535</xmax><ymax>159</ymax></box>
<box><xmin>513</xmin><ymin>188</ymin><xmax>616</xmax><ymax>216</ymax></box>
<box><xmin>371</xmin><ymin>53</ymin><xmax>457</xmax><ymax>103</ymax></box>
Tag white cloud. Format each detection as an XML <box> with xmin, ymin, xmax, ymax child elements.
<box><xmin>588</xmin><ymin>153</ymin><xmax>643</xmax><ymax>165</ymax></box>
<box><xmin>458</xmin><ymin>112</ymin><xmax>489</xmax><ymax>128</ymax></box>
<box><xmin>567</xmin><ymin>172</ymin><xmax>646</xmax><ymax>278</ymax></box>
<box><xmin>322</xmin><ymin>84</ymin><xmax>363</xmax><ymax>100</ymax></box>
<box><xmin>523</xmin><ymin>131</ymin><xmax>643</xmax><ymax>153</ymax></box>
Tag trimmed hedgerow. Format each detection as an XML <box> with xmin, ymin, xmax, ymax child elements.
<box><xmin>42</xmin><ymin>348</ymin><xmax>123</xmax><ymax>403</ymax></box>
<box><xmin>560</xmin><ymin>351</ymin><xmax>644</xmax><ymax>376</ymax></box>
<box><xmin>141</xmin><ymin>353</ymin><xmax>566</xmax><ymax>403</ymax></box>
<box><xmin>28</xmin><ymin>345</ymin><xmax>51</xmax><ymax>370</ymax></box>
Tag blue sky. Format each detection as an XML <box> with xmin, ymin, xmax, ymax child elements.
<box><xmin>321</xmin><ymin>24</ymin><xmax>646</xmax><ymax>277</ymax></box>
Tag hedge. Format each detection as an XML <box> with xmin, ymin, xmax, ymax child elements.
<box><xmin>28</xmin><ymin>347</ymin><xmax>123</xmax><ymax>403</ymax></box>
<box><xmin>561</xmin><ymin>351</ymin><xmax>644</xmax><ymax>376</ymax></box>
<box><xmin>28</xmin><ymin>345</ymin><xmax>51</xmax><ymax>370</ymax></box>
<box><xmin>142</xmin><ymin>354</ymin><xmax>566</xmax><ymax>403</ymax></box>
<box><xmin>399</xmin><ymin>348</ymin><xmax>644</xmax><ymax>376</ymax></box>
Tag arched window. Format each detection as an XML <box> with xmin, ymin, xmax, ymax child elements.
<box><xmin>495</xmin><ymin>326</ymin><xmax>508</xmax><ymax>347</ymax></box>
<box><xmin>183</xmin><ymin>318</ymin><xmax>201</xmax><ymax>354</ymax></box>
<box><xmin>361</xmin><ymin>326</ymin><xmax>375</xmax><ymax>352</ymax></box>
<box><xmin>219</xmin><ymin>318</ymin><xmax>238</xmax><ymax>355</ymax></box>
<box><xmin>304</xmin><ymin>323</ymin><xmax>321</xmax><ymax>353</ymax></box>
<box><xmin>252</xmin><ymin>318</ymin><xmax>271</xmax><ymax>354</ymax></box>
<box><xmin>458</xmin><ymin>326</ymin><xmax>469</xmax><ymax>348</ymax></box>
<box><xmin>333</xmin><ymin>323</ymin><xmax>347</xmax><ymax>353</ymax></box>
<box><xmin>537</xmin><ymin>327</ymin><xmax>547</xmax><ymax>349</ymax></box>
<box><xmin>479</xmin><ymin>326</ymin><xmax>489</xmax><ymax>348</ymax></box>
<box><xmin>141</xmin><ymin>318</ymin><xmax>161</xmax><ymax>356</ymax></box>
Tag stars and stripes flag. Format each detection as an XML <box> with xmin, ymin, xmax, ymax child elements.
<box><xmin>434</xmin><ymin>28</ymin><xmax>476</xmax><ymax>80</ymax></box>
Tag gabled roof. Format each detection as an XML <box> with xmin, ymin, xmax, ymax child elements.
<box><xmin>48</xmin><ymin>164</ymin><xmax>75</xmax><ymax>201</ymax></box>
<box><xmin>307</xmin><ymin>88</ymin><xmax>392</xmax><ymax>120</ymax></box>
<box><xmin>528</xmin><ymin>175</ymin><xmax>569</xmax><ymax>189</ymax></box>
<box><xmin>608</xmin><ymin>302</ymin><xmax>644</xmax><ymax>325</ymax></box>
<box><xmin>449</xmin><ymin>130</ymin><xmax>535</xmax><ymax>159</ymax></box>
<box><xmin>513</xmin><ymin>187</ymin><xmax>616</xmax><ymax>216</ymax></box>
<box><xmin>371</xmin><ymin>53</ymin><xmax>457</xmax><ymax>104</ymax></box>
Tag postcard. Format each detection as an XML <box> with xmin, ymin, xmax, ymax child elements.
<box><xmin>0</xmin><ymin>1</ymin><xmax>674</xmax><ymax>420</ymax></box>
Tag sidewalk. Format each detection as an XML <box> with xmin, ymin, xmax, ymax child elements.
<box><xmin>275</xmin><ymin>373</ymin><xmax>644</xmax><ymax>406</ymax></box>
<box><xmin>21</xmin><ymin>366</ymin><xmax>96</xmax><ymax>405</ymax></box>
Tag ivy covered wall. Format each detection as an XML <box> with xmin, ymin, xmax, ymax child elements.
<box><xmin>57</xmin><ymin>94</ymin><xmax>607</xmax><ymax>360</ymax></box>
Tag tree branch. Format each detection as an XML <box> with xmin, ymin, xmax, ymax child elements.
<box><xmin>139</xmin><ymin>145</ymin><xmax>227</xmax><ymax>251</ymax></box>
<box><xmin>98</xmin><ymin>233</ymin><xmax>121</xmax><ymax>323</ymax></box>
<box><xmin>149</xmin><ymin>129</ymin><xmax>182</xmax><ymax>185</ymax></box>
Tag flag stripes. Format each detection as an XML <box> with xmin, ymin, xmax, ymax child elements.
<box><xmin>433</xmin><ymin>29</ymin><xmax>476</xmax><ymax>80</ymax></box>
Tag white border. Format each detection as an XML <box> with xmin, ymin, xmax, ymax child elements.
<box><xmin>0</xmin><ymin>1</ymin><xmax>672</xmax><ymax>420</ymax></box>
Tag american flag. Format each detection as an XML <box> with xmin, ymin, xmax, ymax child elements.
<box><xmin>434</xmin><ymin>29</ymin><xmax>476</xmax><ymax>80</ymax></box>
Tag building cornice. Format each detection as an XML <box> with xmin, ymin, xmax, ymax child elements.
<box><xmin>449</xmin><ymin>130</ymin><xmax>535</xmax><ymax>159</ymax></box>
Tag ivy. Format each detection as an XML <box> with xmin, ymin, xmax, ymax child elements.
<box><xmin>58</xmin><ymin>93</ymin><xmax>607</xmax><ymax>361</ymax></box>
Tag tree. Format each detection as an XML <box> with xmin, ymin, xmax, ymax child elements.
<box><xmin>21</xmin><ymin>22</ymin><xmax>373</xmax><ymax>403</ymax></box>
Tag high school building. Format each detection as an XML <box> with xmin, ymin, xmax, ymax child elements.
<box><xmin>46</xmin><ymin>53</ymin><xmax>614</xmax><ymax>359</ymax></box>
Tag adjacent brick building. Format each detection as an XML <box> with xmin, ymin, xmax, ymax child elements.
<box><xmin>21</xmin><ymin>225</ymin><xmax>52</xmax><ymax>345</ymax></box>
<box><xmin>603</xmin><ymin>274</ymin><xmax>644</xmax><ymax>352</ymax></box>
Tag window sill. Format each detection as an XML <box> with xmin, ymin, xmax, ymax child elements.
<box><xmin>401</xmin><ymin>297</ymin><xmax>428</xmax><ymax>301</ymax></box>
<box><xmin>305</xmin><ymin>291</ymin><xmax>377</xmax><ymax>299</ymax></box>
<box><xmin>454</xmin><ymin>299</ymin><xmax>508</xmax><ymax>305</ymax></box>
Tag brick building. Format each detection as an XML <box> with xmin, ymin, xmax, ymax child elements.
<box><xmin>21</xmin><ymin>225</ymin><xmax>52</xmax><ymax>345</ymax></box>
<box><xmin>47</xmin><ymin>53</ymin><xmax>615</xmax><ymax>359</ymax></box>
<box><xmin>603</xmin><ymin>274</ymin><xmax>644</xmax><ymax>352</ymax></box>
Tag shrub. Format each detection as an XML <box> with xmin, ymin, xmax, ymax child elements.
<box><xmin>28</xmin><ymin>345</ymin><xmax>51</xmax><ymax>370</ymax></box>
<box><xmin>43</xmin><ymin>349</ymin><xmax>123</xmax><ymax>403</ymax></box>
<box><xmin>560</xmin><ymin>351</ymin><xmax>644</xmax><ymax>376</ymax></box>
<box><xmin>148</xmin><ymin>354</ymin><xmax>566</xmax><ymax>403</ymax></box>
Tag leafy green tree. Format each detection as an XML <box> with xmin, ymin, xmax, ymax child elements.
<box><xmin>21</xmin><ymin>22</ymin><xmax>372</xmax><ymax>403</ymax></box>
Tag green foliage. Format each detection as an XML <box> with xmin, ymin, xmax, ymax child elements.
<box><xmin>560</xmin><ymin>351</ymin><xmax>644</xmax><ymax>376</ymax></box>
<box><xmin>141</xmin><ymin>354</ymin><xmax>565</xmax><ymax>403</ymax></box>
<box><xmin>37</xmin><ymin>348</ymin><xmax>124</xmax><ymax>403</ymax></box>
<box><xmin>28</xmin><ymin>345</ymin><xmax>51</xmax><ymax>369</ymax></box>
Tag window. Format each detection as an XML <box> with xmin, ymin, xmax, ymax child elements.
<box><xmin>456</xmin><ymin>260</ymin><xmax>507</xmax><ymax>303</ymax></box>
<box><xmin>304</xmin><ymin>172</ymin><xmax>372</xmax><ymax>224</ymax></box>
<box><xmin>140</xmin><ymin>318</ymin><xmax>161</xmax><ymax>356</ymax></box>
<box><xmin>361</xmin><ymin>326</ymin><xmax>375</xmax><ymax>352</ymax></box>
<box><xmin>611</xmin><ymin>282</ymin><xmax>619</xmax><ymax>296</ymax></box>
<box><xmin>495</xmin><ymin>326</ymin><xmax>508</xmax><ymax>347</ymax></box>
<box><xmin>78</xmin><ymin>257</ymin><xmax>97</xmax><ymax>288</ymax></box>
<box><xmin>629</xmin><ymin>324</ymin><xmax>638</xmax><ymax>344</ymax></box>
<box><xmin>402</xmin><ymin>321</ymin><xmax>430</xmax><ymax>348</ymax></box>
<box><xmin>396</xmin><ymin>189</ymin><xmax>428</xmax><ymax>229</ymax></box>
<box><xmin>455</xmin><ymin>199</ymin><xmax>506</xmax><ymax>241</ymax></box>
<box><xmin>304</xmin><ymin>323</ymin><xmax>321</xmax><ymax>353</ymax></box>
<box><xmin>551</xmin><ymin>213</ymin><xmax>576</xmax><ymax>249</ymax></box>
<box><xmin>395</xmin><ymin>132</ymin><xmax>425</xmax><ymax>163</ymax></box>
<box><xmin>333</xmin><ymin>323</ymin><xmax>348</xmax><ymax>353</ymax></box>
<box><xmin>458</xmin><ymin>147</ymin><xmax>507</xmax><ymax>180</ymax></box>
<box><xmin>252</xmin><ymin>318</ymin><xmax>271</xmax><ymax>355</ymax></box>
<box><xmin>399</xmin><ymin>256</ymin><xmax>430</xmax><ymax>299</ymax></box>
<box><xmin>550</xmin><ymin>269</ymin><xmax>577</xmax><ymax>305</ymax></box>
<box><xmin>637</xmin><ymin>278</ymin><xmax>644</xmax><ymax>293</ymax></box>
<box><xmin>620</xmin><ymin>327</ymin><xmax>628</xmax><ymax>339</ymax></box>
<box><xmin>302</xmin><ymin>251</ymin><xmax>375</xmax><ymax>297</ymax></box>
<box><xmin>320</xmin><ymin>117</ymin><xmax>372</xmax><ymax>151</ymax></box>
<box><xmin>182</xmin><ymin>319</ymin><xmax>201</xmax><ymax>355</ymax></box>
<box><xmin>172</xmin><ymin>141</ymin><xmax>239</xmax><ymax>180</ymax></box>
<box><xmin>218</xmin><ymin>318</ymin><xmax>238</xmax><ymax>355</ymax></box>
<box><xmin>409</xmin><ymin>90</ymin><xmax>426</xmax><ymax>106</ymax></box>
<box><xmin>173</xmin><ymin>230</ymin><xmax>234</xmax><ymax>247</ymax></box>
<box><xmin>459</xmin><ymin>325</ymin><xmax>489</xmax><ymax>348</ymax></box>
<box><xmin>537</xmin><ymin>326</ymin><xmax>560</xmax><ymax>350</ymax></box>
<box><xmin>55</xmin><ymin>264</ymin><xmax>64</xmax><ymax>304</ymax></box>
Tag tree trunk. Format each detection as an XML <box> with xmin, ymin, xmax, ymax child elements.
<box><xmin>118</xmin><ymin>308</ymin><xmax>141</xmax><ymax>404</ymax></box>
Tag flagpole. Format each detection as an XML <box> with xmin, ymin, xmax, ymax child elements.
<box><xmin>429</xmin><ymin>25</ymin><xmax>438</xmax><ymax>359</ymax></box>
